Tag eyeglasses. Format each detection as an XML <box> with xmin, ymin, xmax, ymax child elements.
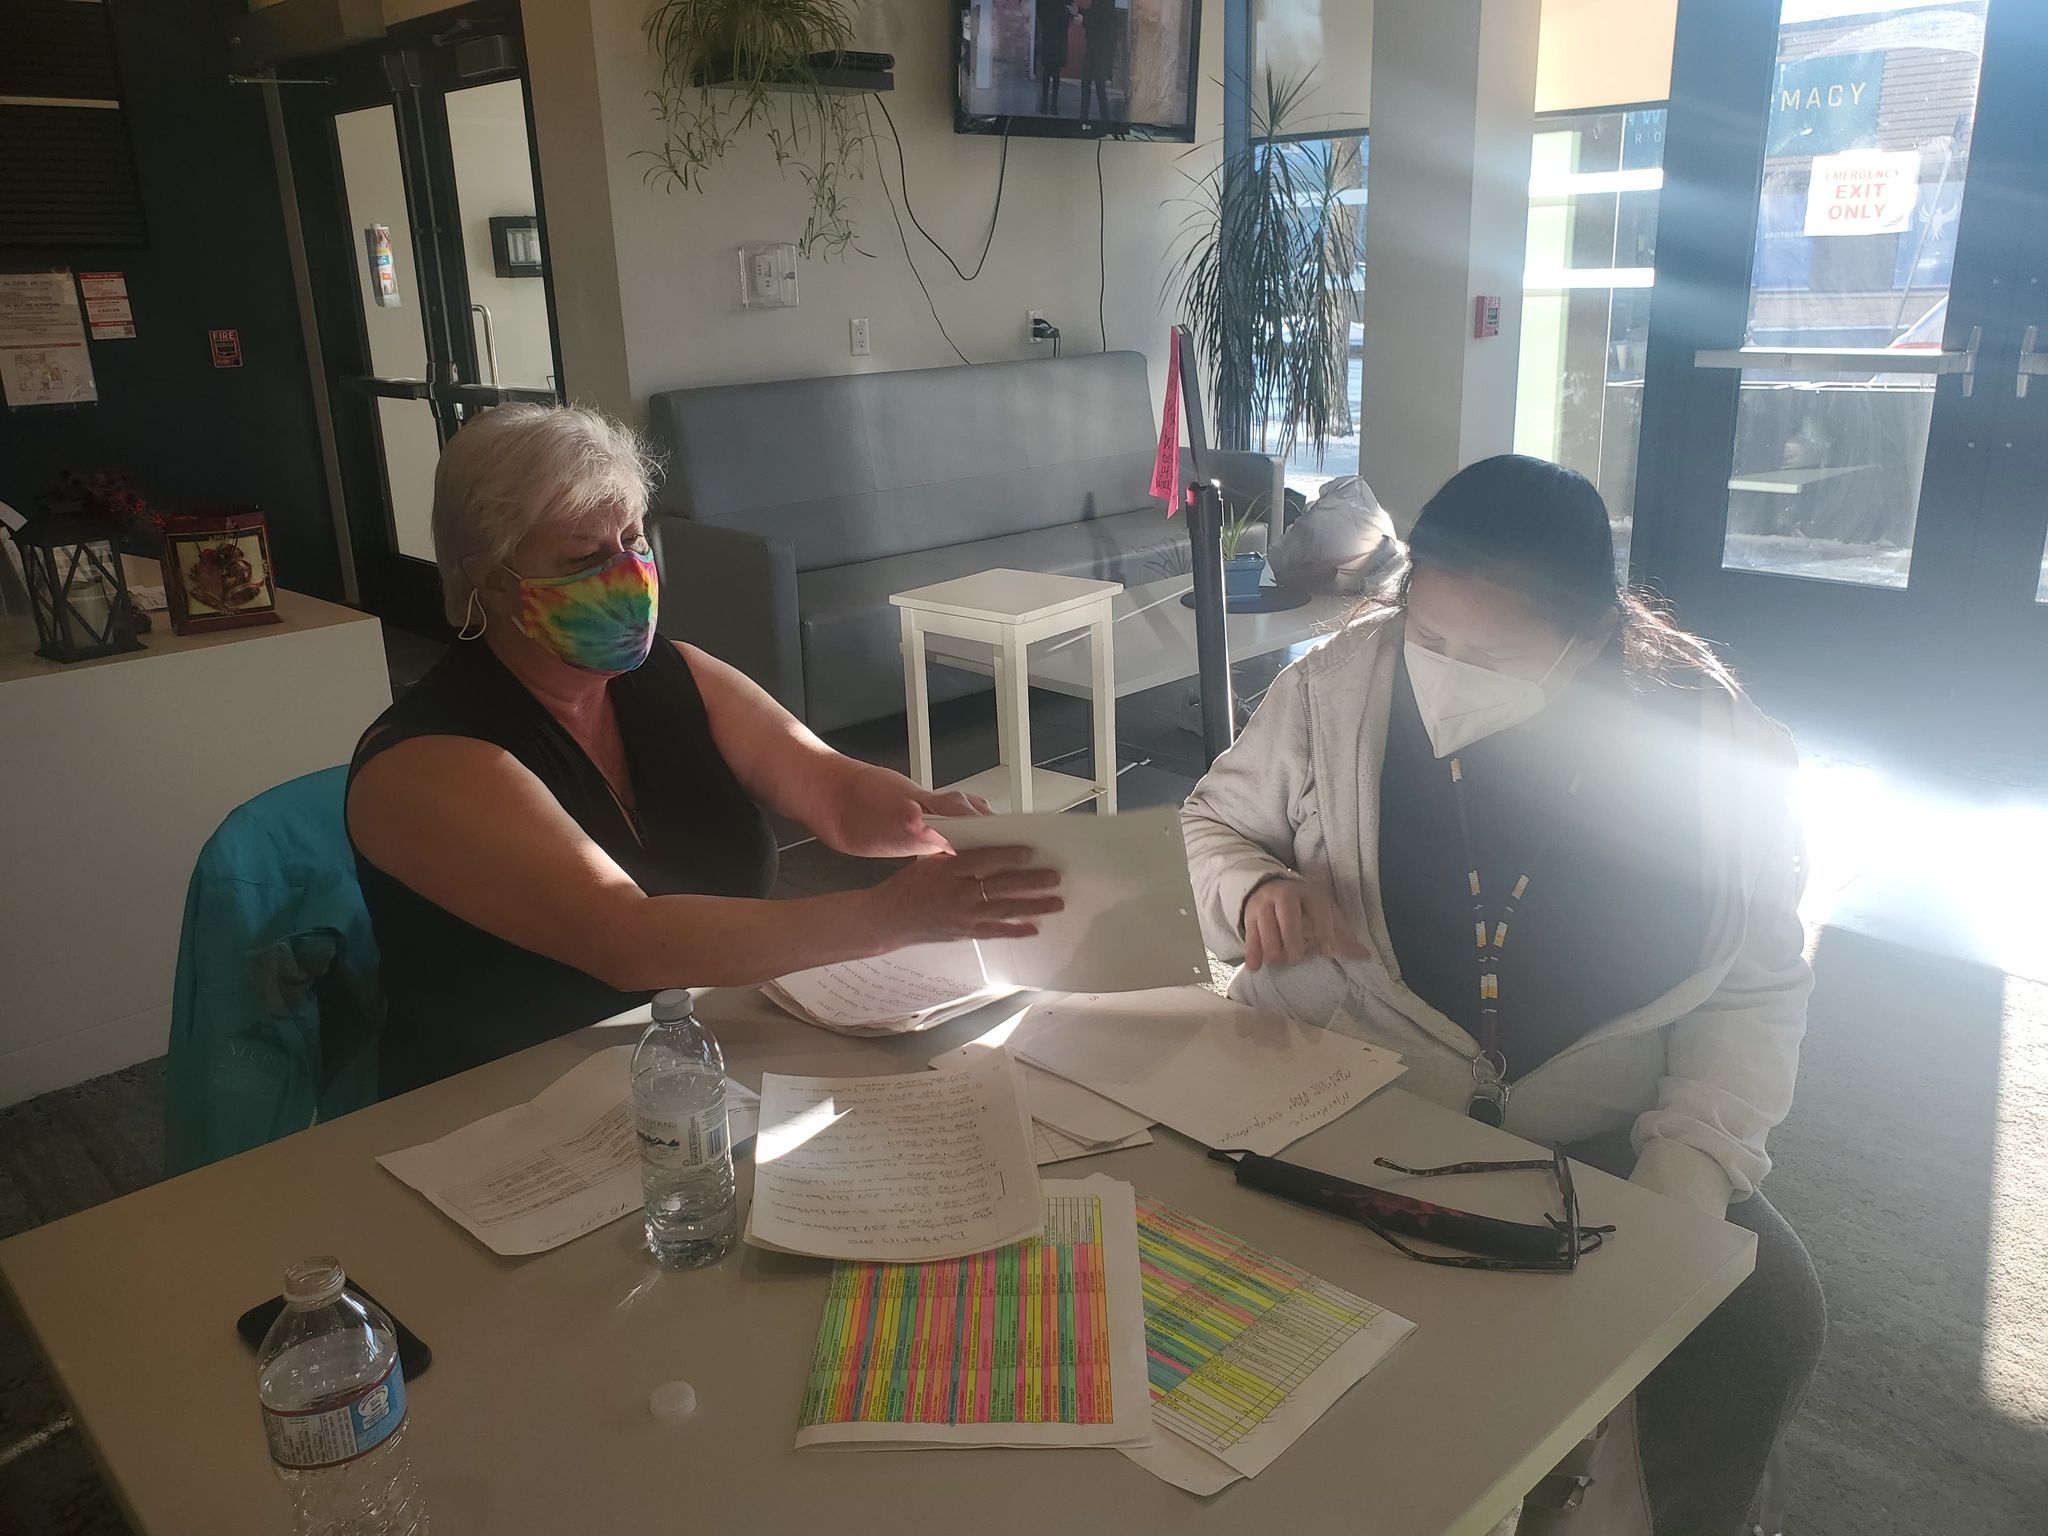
<box><xmin>1226</xmin><ymin>1144</ymin><xmax>1615</xmax><ymax>1273</ymax></box>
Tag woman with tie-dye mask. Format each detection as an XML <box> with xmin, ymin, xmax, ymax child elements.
<box><xmin>347</xmin><ymin>405</ymin><xmax>1060</xmax><ymax>1096</ymax></box>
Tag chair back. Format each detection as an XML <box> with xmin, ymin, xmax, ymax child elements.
<box><xmin>164</xmin><ymin>766</ymin><xmax>381</xmax><ymax>1173</ymax></box>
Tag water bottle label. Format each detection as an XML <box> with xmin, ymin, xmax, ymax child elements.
<box><xmin>636</xmin><ymin>1104</ymin><xmax>729</xmax><ymax>1168</ymax></box>
<box><xmin>262</xmin><ymin>1357</ymin><xmax>406</xmax><ymax>1470</ymax></box>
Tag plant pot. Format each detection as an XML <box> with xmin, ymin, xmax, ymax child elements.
<box><xmin>1224</xmin><ymin>553</ymin><xmax>1266</xmax><ymax>602</ymax></box>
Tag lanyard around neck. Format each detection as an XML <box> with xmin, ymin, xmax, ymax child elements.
<box><xmin>1444</xmin><ymin>751</ymin><xmax>1584</xmax><ymax>1090</ymax></box>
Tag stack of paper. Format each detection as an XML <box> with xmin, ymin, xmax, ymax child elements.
<box><xmin>795</xmin><ymin>1176</ymin><xmax>1153</xmax><ymax>1450</ymax></box>
<box><xmin>999</xmin><ymin>986</ymin><xmax>1408</xmax><ymax>1156</ymax></box>
<box><xmin>746</xmin><ymin>1051</ymin><xmax>1044</xmax><ymax>1263</ymax></box>
<box><xmin>375</xmin><ymin>1044</ymin><xmax>759</xmax><ymax>1257</ymax></box>
<box><xmin>930</xmin><ymin>1033</ymin><xmax>1155</xmax><ymax>1167</ymax></box>
<box><xmin>762</xmin><ymin>944</ymin><xmax>1016</xmax><ymax>1036</ymax></box>
<box><xmin>762</xmin><ymin>808</ymin><xmax>1211</xmax><ymax>1037</ymax></box>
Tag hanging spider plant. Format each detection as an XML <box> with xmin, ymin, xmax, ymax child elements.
<box><xmin>1167</xmin><ymin>69</ymin><xmax>1362</xmax><ymax>460</ymax></box>
<box><xmin>643</xmin><ymin>0</ymin><xmax>872</xmax><ymax>258</ymax></box>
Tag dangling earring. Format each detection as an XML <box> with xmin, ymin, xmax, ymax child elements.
<box><xmin>457</xmin><ymin>587</ymin><xmax>487</xmax><ymax>641</ymax></box>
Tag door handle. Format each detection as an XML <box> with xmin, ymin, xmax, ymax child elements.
<box><xmin>336</xmin><ymin>376</ymin><xmax>433</xmax><ymax>400</ymax></box>
<box><xmin>2020</xmin><ymin>325</ymin><xmax>2045</xmax><ymax>398</ymax></box>
<box><xmin>1696</xmin><ymin>327</ymin><xmax>1983</xmax><ymax>394</ymax></box>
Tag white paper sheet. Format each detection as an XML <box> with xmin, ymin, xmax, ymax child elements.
<box><xmin>0</xmin><ymin>272</ymin><xmax>96</xmax><ymax>407</ymax></box>
<box><xmin>1120</xmin><ymin>1196</ymin><xmax>1416</xmax><ymax>1493</ymax></box>
<box><xmin>376</xmin><ymin>1045</ymin><xmax>758</xmax><ymax>1257</ymax></box>
<box><xmin>746</xmin><ymin>1052</ymin><xmax>1043</xmax><ymax>1262</ymax></box>
<box><xmin>931</xmin><ymin>1033</ymin><xmax>1154</xmax><ymax>1145</ymax></box>
<box><xmin>932</xmin><ymin>806</ymin><xmax>1210</xmax><ymax>993</ymax></box>
<box><xmin>793</xmin><ymin>1176</ymin><xmax>1153</xmax><ymax>1450</ymax></box>
<box><xmin>1032</xmin><ymin>1120</ymin><xmax>1153</xmax><ymax>1165</ymax></box>
<box><xmin>1007</xmin><ymin>986</ymin><xmax>1407</xmax><ymax>1156</ymax></box>
<box><xmin>762</xmin><ymin>942</ymin><xmax>1016</xmax><ymax>1035</ymax></box>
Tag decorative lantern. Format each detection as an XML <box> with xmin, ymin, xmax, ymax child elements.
<box><xmin>9</xmin><ymin>511</ymin><xmax>143</xmax><ymax>662</ymax></box>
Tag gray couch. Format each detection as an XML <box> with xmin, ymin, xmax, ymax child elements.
<box><xmin>646</xmin><ymin>351</ymin><xmax>1277</xmax><ymax>732</ymax></box>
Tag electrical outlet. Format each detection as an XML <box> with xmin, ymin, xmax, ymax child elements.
<box><xmin>850</xmin><ymin>317</ymin><xmax>871</xmax><ymax>356</ymax></box>
<box><xmin>1028</xmin><ymin>309</ymin><xmax>1048</xmax><ymax>345</ymax></box>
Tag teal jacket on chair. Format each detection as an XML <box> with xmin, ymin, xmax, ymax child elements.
<box><xmin>165</xmin><ymin>765</ymin><xmax>382</xmax><ymax>1174</ymax></box>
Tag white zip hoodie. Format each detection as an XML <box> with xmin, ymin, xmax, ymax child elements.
<box><xmin>1181</xmin><ymin>612</ymin><xmax>1812</xmax><ymax>1218</ymax></box>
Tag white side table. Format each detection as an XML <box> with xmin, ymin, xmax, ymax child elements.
<box><xmin>891</xmin><ymin>569</ymin><xmax>1120</xmax><ymax>814</ymax></box>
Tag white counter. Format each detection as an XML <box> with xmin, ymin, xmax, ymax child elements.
<box><xmin>0</xmin><ymin>590</ymin><xmax>392</xmax><ymax>1105</ymax></box>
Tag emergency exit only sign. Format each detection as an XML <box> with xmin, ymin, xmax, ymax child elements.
<box><xmin>1804</xmin><ymin>149</ymin><xmax>1922</xmax><ymax>236</ymax></box>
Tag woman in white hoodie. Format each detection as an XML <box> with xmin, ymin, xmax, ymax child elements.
<box><xmin>1182</xmin><ymin>455</ymin><xmax>1823</xmax><ymax>1534</ymax></box>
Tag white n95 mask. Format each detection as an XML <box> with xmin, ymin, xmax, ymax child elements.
<box><xmin>1404</xmin><ymin>637</ymin><xmax>1573</xmax><ymax>759</ymax></box>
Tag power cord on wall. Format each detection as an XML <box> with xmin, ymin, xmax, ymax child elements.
<box><xmin>864</xmin><ymin>97</ymin><xmax>973</xmax><ymax>364</ymax></box>
<box><xmin>865</xmin><ymin>95</ymin><xmax>1114</xmax><ymax>363</ymax></box>
<box><xmin>872</xmin><ymin>94</ymin><xmax>1010</xmax><ymax>282</ymax></box>
<box><xmin>1096</xmin><ymin>138</ymin><xmax>1107</xmax><ymax>352</ymax></box>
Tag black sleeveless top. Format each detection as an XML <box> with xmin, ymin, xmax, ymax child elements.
<box><xmin>348</xmin><ymin>640</ymin><xmax>778</xmax><ymax>1096</ymax></box>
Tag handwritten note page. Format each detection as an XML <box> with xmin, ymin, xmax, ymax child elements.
<box><xmin>933</xmin><ymin>807</ymin><xmax>1210</xmax><ymax>993</ymax></box>
<box><xmin>763</xmin><ymin>942</ymin><xmax>1015</xmax><ymax>1035</ymax></box>
<box><xmin>747</xmin><ymin>1051</ymin><xmax>1043</xmax><ymax>1263</ymax></box>
<box><xmin>1008</xmin><ymin>987</ymin><xmax>1407</xmax><ymax>1157</ymax></box>
<box><xmin>376</xmin><ymin>1044</ymin><xmax>760</xmax><ymax>1257</ymax></box>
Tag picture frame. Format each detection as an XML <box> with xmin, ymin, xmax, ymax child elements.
<box><xmin>160</xmin><ymin>508</ymin><xmax>283</xmax><ymax>635</ymax></box>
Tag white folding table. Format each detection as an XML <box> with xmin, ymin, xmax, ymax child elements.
<box><xmin>0</xmin><ymin>987</ymin><xmax>1755</xmax><ymax>1536</ymax></box>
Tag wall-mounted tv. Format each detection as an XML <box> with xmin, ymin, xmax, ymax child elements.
<box><xmin>954</xmin><ymin>0</ymin><xmax>1202</xmax><ymax>142</ymax></box>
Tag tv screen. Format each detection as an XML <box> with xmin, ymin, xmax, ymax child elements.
<box><xmin>954</xmin><ymin>0</ymin><xmax>1202</xmax><ymax>142</ymax></box>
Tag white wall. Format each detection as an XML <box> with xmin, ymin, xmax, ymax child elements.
<box><xmin>1357</xmin><ymin>0</ymin><xmax>1538</xmax><ymax>528</ymax></box>
<box><xmin>1537</xmin><ymin>0</ymin><xmax>1676</xmax><ymax>113</ymax></box>
<box><xmin>566</xmin><ymin>0</ymin><xmax>1218</xmax><ymax>418</ymax></box>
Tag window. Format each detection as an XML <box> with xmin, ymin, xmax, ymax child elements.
<box><xmin>1719</xmin><ymin>0</ymin><xmax>1990</xmax><ymax>588</ymax></box>
<box><xmin>1260</xmin><ymin>132</ymin><xmax>1367</xmax><ymax>499</ymax></box>
<box><xmin>1513</xmin><ymin>107</ymin><xmax>1667</xmax><ymax>578</ymax></box>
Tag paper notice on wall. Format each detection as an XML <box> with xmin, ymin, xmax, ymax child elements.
<box><xmin>1804</xmin><ymin>150</ymin><xmax>1921</xmax><ymax>237</ymax></box>
<box><xmin>0</xmin><ymin>272</ymin><xmax>97</xmax><ymax>407</ymax></box>
<box><xmin>85</xmin><ymin>297</ymin><xmax>134</xmax><ymax>341</ymax></box>
<box><xmin>78</xmin><ymin>271</ymin><xmax>126</xmax><ymax>300</ymax></box>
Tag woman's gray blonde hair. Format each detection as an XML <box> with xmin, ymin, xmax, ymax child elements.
<box><xmin>431</xmin><ymin>403</ymin><xmax>660</xmax><ymax>626</ymax></box>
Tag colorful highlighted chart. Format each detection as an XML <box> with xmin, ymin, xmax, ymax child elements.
<box><xmin>795</xmin><ymin>1177</ymin><xmax>1153</xmax><ymax>1448</ymax></box>
<box><xmin>1124</xmin><ymin>1196</ymin><xmax>1416</xmax><ymax>1493</ymax></box>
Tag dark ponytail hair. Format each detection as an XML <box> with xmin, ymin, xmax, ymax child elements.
<box><xmin>1402</xmin><ymin>454</ymin><xmax>1732</xmax><ymax>688</ymax></box>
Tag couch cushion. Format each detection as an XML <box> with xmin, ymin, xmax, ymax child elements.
<box><xmin>794</xmin><ymin>507</ymin><xmax>1188</xmax><ymax>732</ymax></box>
<box><xmin>646</xmin><ymin>352</ymin><xmax>1162</xmax><ymax>574</ymax></box>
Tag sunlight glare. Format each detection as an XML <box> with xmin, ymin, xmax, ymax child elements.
<box><xmin>755</xmin><ymin>1098</ymin><xmax>849</xmax><ymax>1165</ymax></box>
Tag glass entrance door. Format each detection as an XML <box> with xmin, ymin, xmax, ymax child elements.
<box><xmin>285</xmin><ymin>1</ymin><xmax>561</xmax><ymax>632</ymax></box>
<box><xmin>1637</xmin><ymin>0</ymin><xmax>2048</xmax><ymax>740</ymax></box>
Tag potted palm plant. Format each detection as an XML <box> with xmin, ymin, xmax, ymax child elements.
<box><xmin>644</xmin><ymin>0</ymin><xmax>872</xmax><ymax>258</ymax></box>
<box><xmin>1167</xmin><ymin>70</ymin><xmax>1361</xmax><ymax>464</ymax></box>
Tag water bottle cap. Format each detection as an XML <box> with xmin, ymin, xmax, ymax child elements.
<box><xmin>648</xmin><ymin>1380</ymin><xmax>697</xmax><ymax>1419</ymax></box>
<box><xmin>650</xmin><ymin>989</ymin><xmax>695</xmax><ymax>1022</ymax></box>
<box><xmin>282</xmin><ymin>1257</ymin><xmax>347</xmax><ymax>1307</ymax></box>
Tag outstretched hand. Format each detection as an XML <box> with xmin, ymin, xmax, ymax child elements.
<box><xmin>830</xmin><ymin>767</ymin><xmax>994</xmax><ymax>859</ymax></box>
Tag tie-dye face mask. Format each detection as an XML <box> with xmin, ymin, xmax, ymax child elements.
<box><xmin>509</xmin><ymin>548</ymin><xmax>659</xmax><ymax>675</ymax></box>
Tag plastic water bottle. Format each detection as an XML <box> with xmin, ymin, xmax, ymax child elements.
<box><xmin>256</xmin><ymin>1257</ymin><xmax>426</xmax><ymax>1535</ymax></box>
<box><xmin>632</xmin><ymin>989</ymin><xmax>737</xmax><ymax>1267</ymax></box>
